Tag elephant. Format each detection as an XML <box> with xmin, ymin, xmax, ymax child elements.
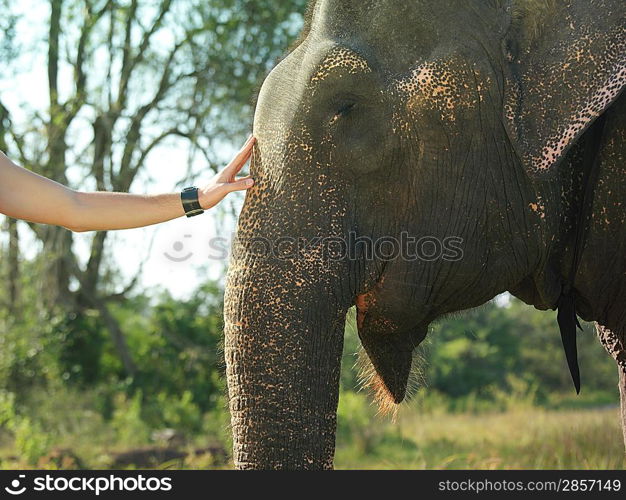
<box><xmin>224</xmin><ymin>0</ymin><xmax>626</xmax><ymax>469</ymax></box>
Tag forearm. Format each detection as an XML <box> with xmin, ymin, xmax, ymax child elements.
<box><xmin>71</xmin><ymin>191</ymin><xmax>185</xmax><ymax>232</ymax></box>
<box><xmin>0</xmin><ymin>153</ymin><xmax>184</xmax><ymax>231</ymax></box>
<box><xmin>0</xmin><ymin>136</ymin><xmax>254</xmax><ymax>232</ymax></box>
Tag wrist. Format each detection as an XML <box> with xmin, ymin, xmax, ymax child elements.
<box><xmin>181</xmin><ymin>187</ymin><xmax>204</xmax><ymax>218</ymax></box>
<box><xmin>197</xmin><ymin>187</ymin><xmax>210</xmax><ymax>210</ymax></box>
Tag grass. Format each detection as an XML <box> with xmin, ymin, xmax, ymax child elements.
<box><xmin>335</xmin><ymin>404</ymin><xmax>625</xmax><ymax>469</ymax></box>
<box><xmin>1</xmin><ymin>386</ymin><xmax>624</xmax><ymax>469</ymax></box>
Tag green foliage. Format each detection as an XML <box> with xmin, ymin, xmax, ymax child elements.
<box><xmin>0</xmin><ymin>390</ymin><xmax>16</xmax><ymax>427</ymax></box>
<box><xmin>422</xmin><ymin>298</ymin><xmax>617</xmax><ymax>400</ymax></box>
<box><xmin>0</xmin><ymin>391</ymin><xmax>52</xmax><ymax>464</ymax></box>
<box><xmin>337</xmin><ymin>391</ymin><xmax>401</xmax><ymax>456</ymax></box>
<box><xmin>0</xmin><ymin>308</ymin><xmax>61</xmax><ymax>392</ymax></box>
<box><xmin>12</xmin><ymin>416</ymin><xmax>53</xmax><ymax>465</ymax></box>
<box><xmin>0</xmin><ymin>282</ymin><xmax>623</xmax><ymax>469</ymax></box>
<box><xmin>200</xmin><ymin>395</ymin><xmax>232</xmax><ymax>449</ymax></box>
<box><xmin>0</xmin><ymin>265</ymin><xmax>233</xmax><ymax>463</ymax></box>
<box><xmin>153</xmin><ymin>391</ymin><xmax>203</xmax><ymax>433</ymax></box>
<box><xmin>340</xmin><ymin>309</ymin><xmax>362</xmax><ymax>390</ymax></box>
<box><xmin>51</xmin><ymin>311</ymin><xmax>106</xmax><ymax>385</ymax></box>
<box><xmin>111</xmin><ymin>391</ymin><xmax>151</xmax><ymax>447</ymax></box>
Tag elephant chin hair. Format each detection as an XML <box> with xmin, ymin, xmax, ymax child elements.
<box><xmin>354</xmin><ymin>344</ymin><xmax>427</xmax><ymax>419</ymax></box>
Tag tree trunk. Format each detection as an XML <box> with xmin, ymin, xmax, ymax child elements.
<box><xmin>94</xmin><ymin>298</ymin><xmax>137</xmax><ymax>377</ymax></box>
<box><xmin>6</xmin><ymin>217</ymin><xmax>19</xmax><ymax>314</ymax></box>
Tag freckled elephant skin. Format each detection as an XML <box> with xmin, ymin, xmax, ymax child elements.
<box><xmin>225</xmin><ymin>0</ymin><xmax>625</xmax><ymax>469</ymax></box>
<box><xmin>224</xmin><ymin>139</ymin><xmax>352</xmax><ymax>469</ymax></box>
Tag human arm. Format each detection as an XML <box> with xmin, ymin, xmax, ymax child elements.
<box><xmin>0</xmin><ymin>136</ymin><xmax>255</xmax><ymax>232</ymax></box>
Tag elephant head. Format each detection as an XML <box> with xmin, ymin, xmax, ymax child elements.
<box><xmin>224</xmin><ymin>0</ymin><xmax>625</xmax><ymax>469</ymax></box>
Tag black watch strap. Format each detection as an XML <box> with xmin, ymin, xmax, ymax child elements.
<box><xmin>181</xmin><ymin>187</ymin><xmax>205</xmax><ymax>218</ymax></box>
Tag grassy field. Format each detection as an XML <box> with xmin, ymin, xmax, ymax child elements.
<box><xmin>335</xmin><ymin>403</ymin><xmax>625</xmax><ymax>470</ymax></box>
<box><xmin>1</xmin><ymin>387</ymin><xmax>624</xmax><ymax>470</ymax></box>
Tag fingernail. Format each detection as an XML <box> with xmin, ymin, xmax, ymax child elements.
<box><xmin>246</xmin><ymin>179</ymin><xmax>254</xmax><ymax>187</ymax></box>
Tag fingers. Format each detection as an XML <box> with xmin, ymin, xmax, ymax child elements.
<box><xmin>222</xmin><ymin>136</ymin><xmax>256</xmax><ymax>178</ymax></box>
<box><xmin>225</xmin><ymin>176</ymin><xmax>255</xmax><ymax>193</ymax></box>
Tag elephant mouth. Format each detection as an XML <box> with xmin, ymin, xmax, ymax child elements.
<box><xmin>355</xmin><ymin>279</ymin><xmax>429</xmax><ymax>408</ymax></box>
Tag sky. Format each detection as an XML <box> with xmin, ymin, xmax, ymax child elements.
<box><xmin>1</xmin><ymin>0</ymin><xmax>245</xmax><ymax>300</ymax></box>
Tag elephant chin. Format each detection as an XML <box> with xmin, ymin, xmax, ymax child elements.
<box><xmin>355</xmin><ymin>293</ymin><xmax>428</xmax><ymax>411</ymax></box>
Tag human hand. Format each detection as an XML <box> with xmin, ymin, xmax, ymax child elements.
<box><xmin>198</xmin><ymin>136</ymin><xmax>256</xmax><ymax>210</ymax></box>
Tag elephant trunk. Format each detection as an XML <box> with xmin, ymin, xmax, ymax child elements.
<box><xmin>224</xmin><ymin>242</ymin><xmax>348</xmax><ymax>469</ymax></box>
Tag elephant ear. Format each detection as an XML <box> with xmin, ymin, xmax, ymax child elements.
<box><xmin>504</xmin><ymin>0</ymin><xmax>625</xmax><ymax>176</ymax></box>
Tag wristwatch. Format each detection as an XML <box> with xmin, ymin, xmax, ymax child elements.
<box><xmin>181</xmin><ymin>187</ymin><xmax>205</xmax><ymax>218</ymax></box>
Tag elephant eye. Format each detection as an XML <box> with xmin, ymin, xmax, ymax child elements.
<box><xmin>329</xmin><ymin>102</ymin><xmax>356</xmax><ymax>125</ymax></box>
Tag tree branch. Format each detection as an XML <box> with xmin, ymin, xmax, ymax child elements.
<box><xmin>122</xmin><ymin>127</ymin><xmax>187</xmax><ymax>187</ymax></box>
<box><xmin>116</xmin><ymin>0</ymin><xmax>172</xmax><ymax>111</ymax></box>
<box><xmin>115</xmin><ymin>41</ymin><xmax>184</xmax><ymax>191</ymax></box>
<box><xmin>62</xmin><ymin>250</ymin><xmax>137</xmax><ymax>377</ymax></box>
<box><xmin>6</xmin><ymin>217</ymin><xmax>20</xmax><ymax>315</ymax></box>
<box><xmin>103</xmin><ymin>230</ymin><xmax>156</xmax><ymax>303</ymax></box>
<box><xmin>84</xmin><ymin>231</ymin><xmax>107</xmax><ymax>298</ymax></box>
<box><xmin>66</xmin><ymin>0</ymin><xmax>113</xmax><ymax>121</ymax></box>
<box><xmin>48</xmin><ymin>0</ymin><xmax>62</xmax><ymax>109</ymax></box>
<box><xmin>93</xmin><ymin>297</ymin><xmax>138</xmax><ymax>377</ymax></box>
<box><xmin>117</xmin><ymin>0</ymin><xmax>139</xmax><ymax>111</ymax></box>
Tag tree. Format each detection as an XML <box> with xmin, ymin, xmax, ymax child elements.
<box><xmin>0</xmin><ymin>0</ymin><xmax>20</xmax><ymax>316</ymax></box>
<box><xmin>1</xmin><ymin>0</ymin><xmax>308</xmax><ymax>376</ymax></box>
